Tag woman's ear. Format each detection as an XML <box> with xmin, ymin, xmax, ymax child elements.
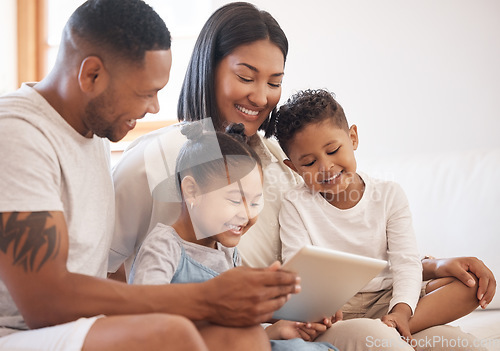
<box><xmin>349</xmin><ymin>124</ymin><xmax>359</xmax><ymax>151</ymax></box>
<box><xmin>181</xmin><ymin>176</ymin><xmax>200</xmax><ymax>207</ymax></box>
<box><xmin>78</xmin><ymin>56</ymin><xmax>109</xmax><ymax>96</ymax></box>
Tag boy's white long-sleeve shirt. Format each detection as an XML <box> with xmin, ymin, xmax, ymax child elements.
<box><xmin>279</xmin><ymin>172</ymin><xmax>422</xmax><ymax>314</ymax></box>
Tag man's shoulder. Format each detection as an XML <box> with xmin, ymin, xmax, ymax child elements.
<box><xmin>0</xmin><ymin>85</ymin><xmax>61</xmax><ymax>137</ymax></box>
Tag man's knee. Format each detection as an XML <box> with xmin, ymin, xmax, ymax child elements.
<box><xmin>84</xmin><ymin>314</ymin><xmax>207</xmax><ymax>351</ymax></box>
<box><xmin>146</xmin><ymin>314</ymin><xmax>202</xmax><ymax>344</ymax></box>
<box><xmin>198</xmin><ymin>323</ymin><xmax>270</xmax><ymax>351</ymax></box>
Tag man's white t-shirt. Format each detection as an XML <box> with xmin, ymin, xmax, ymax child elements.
<box><xmin>0</xmin><ymin>84</ymin><xmax>114</xmax><ymax>333</ymax></box>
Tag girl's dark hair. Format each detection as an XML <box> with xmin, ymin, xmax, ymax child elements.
<box><xmin>274</xmin><ymin>89</ymin><xmax>349</xmax><ymax>156</ymax></box>
<box><xmin>177</xmin><ymin>2</ymin><xmax>288</xmax><ymax>133</ymax></box>
<box><xmin>68</xmin><ymin>0</ymin><xmax>171</xmax><ymax>65</ymax></box>
<box><xmin>176</xmin><ymin>122</ymin><xmax>262</xmax><ymax>196</ymax></box>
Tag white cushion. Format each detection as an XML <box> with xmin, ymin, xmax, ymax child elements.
<box><xmin>358</xmin><ymin>148</ymin><xmax>500</xmax><ymax>309</ymax></box>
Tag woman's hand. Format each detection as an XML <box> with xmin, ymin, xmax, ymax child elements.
<box><xmin>422</xmin><ymin>256</ymin><xmax>496</xmax><ymax>308</ymax></box>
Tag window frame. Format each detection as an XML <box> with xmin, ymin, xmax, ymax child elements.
<box><xmin>16</xmin><ymin>0</ymin><xmax>174</xmax><ymax>144</ymax></box>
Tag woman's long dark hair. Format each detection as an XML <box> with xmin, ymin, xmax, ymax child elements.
<box><xmin>177</xmin><ymin>2</ymin><xmax>288</xmax><ymax>136</ymax></box>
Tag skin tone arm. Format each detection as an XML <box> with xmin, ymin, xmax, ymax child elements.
<box><xmin>0</xmin><ymin>211</ymin><xmax>299</xmax><ymax>329</ymax></box>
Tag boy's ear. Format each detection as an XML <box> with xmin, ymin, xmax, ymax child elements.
<box><xmin>78</xmin><ymin>56</ymin><xmax>109</xmax><ymax>96</ymax></box>
<box><xmin>349</xmin><ymin>125</ymin><xmax>359</xmax><ymax>151</ymax></box>
<box><xmin>181</xmin><ymin>176</ymin><xmax>201</xmax><ymax>206</ymax></box>
<box><xmin>284</xmin><ymin>159</ymin><xmax>298</xmax><ymax>173</ymax></box>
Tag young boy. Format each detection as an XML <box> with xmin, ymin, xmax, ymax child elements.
<box><xmin>273</xmin><ymin>89</ymin><xmax>481</xmax><ymax>341</ymax></box>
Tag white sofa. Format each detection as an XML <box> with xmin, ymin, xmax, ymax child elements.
<box><xmin>239</xmin><ymin>147</ymin><xmax>500</xmax><ymax>349</ymax></box>
<box><xmin>358</xmin><ymin>148</ymin><xmax>500</xmax><ymax>350</ymax></box>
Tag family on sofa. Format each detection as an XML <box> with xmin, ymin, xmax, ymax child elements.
<box><xmin>0</xmin><ymin>0</ymin><xmax>495</xmax><ymax>350</ymax></box>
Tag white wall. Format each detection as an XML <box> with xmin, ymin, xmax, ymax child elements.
<box><xmin>0</xmin><ymin>0</ymin><xmax>17</xmax><ymax>95</ymax></box>
<box><xmin>240</xmin><ymin>0</ymin><xmax>500</xmax><ymax>162</ymax></box>
<box><xmin>3</xmin><ymin>0</ymin><xmax>498</xmax><ymax>161</ymax></box>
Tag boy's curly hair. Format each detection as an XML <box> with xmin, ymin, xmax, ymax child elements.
<box><xmin>274</xmin><ymin>89</ymin><xmax>349</xmax><ymax>156</ymax></box>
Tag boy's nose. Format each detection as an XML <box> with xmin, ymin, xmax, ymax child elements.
<box><xmin>318</xmin><ymin>159</ymin><xmax>335</xmax><ymax>172</ymax></box>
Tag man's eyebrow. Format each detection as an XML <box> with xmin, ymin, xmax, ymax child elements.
<box><xmin>237</xmin><ymin>63</ymin><xmax>284</xmax><ymax>77</ymax></box>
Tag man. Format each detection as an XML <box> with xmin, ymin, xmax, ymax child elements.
<box><xmin>0</xmin><ymin>1</ymin><xmax>297</xmax><ymax>350</ymax></box>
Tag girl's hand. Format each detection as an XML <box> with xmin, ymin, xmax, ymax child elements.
<box><xmin>266</xmin><ymin>318</ymin><xmax>331</xmax><ymax>341</ymax></box>
<box><xmin>297</xmin><ymin>317</ymin><xmax>333</xmax><ymax>340</ymax></box>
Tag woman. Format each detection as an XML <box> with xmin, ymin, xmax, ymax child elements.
<box><xmin>110</xmin><ymin>1</ymin><xmax>295</xmax><ymax>272</ymax></box>
<box><xmin>110</xmin><ymin>2</ymin><xmax>495</xmax><ymax>350</ymax></box>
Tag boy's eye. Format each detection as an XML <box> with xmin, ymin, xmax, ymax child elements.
<box><xmin>327</xmin><ymin>146</ymin><xmax>341</xmax><ymax>155</ymax></box>
<box><xmin>227</xmin><ymin>199</ymin><xmax>241</xmax><ymax>205</ymax></box>
<box><xmin>302</xmin><ymin>160</ymin><xmax>315</xmax><ymax>167</ymax></box>
<box><xmin>268</xmin><ymin>82</ymin><xmax>281</xmax><ymax>88</ymax></box>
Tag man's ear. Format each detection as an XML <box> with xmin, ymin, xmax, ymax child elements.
<box><xmin>349</xmin><ymin>124</ymin><xmax>359</xmax><ymax>151</ymax></box>
<box><xmin>78</xmin><ymin>56</ymin><xmax>109</xmax><ymax>95</ymax></box>
<box><xmin>181</xmin><ymin>176</ymin><xmax>201</xmax><ymax>206</ymax></box>
<box><xmin>284</xmin><ymin>159</ymin><xmax>298</xmax><ymax>173</ymax></box>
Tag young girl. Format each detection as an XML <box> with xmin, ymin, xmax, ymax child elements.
<box><xmin>130</xmin><ymin>121</ymin><xmax>336</xmax><ymax>351</ymax></box>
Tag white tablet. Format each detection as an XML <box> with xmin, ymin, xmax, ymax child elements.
<box><xmin>273</xmin><ymin>245</ymin><xmax>387</xmax><ymax>322</ymax></box>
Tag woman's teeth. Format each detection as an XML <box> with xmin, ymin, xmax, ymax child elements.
<box><xmin>236</xmin><ymin>105</ymin><xmax>259</xmax><ymax>116</ymax></box>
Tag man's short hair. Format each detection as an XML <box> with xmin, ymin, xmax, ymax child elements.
<box><xmin>68</xmin><ymin>0</ymin><xmax>171</xmax><ymax>65</ymax></box>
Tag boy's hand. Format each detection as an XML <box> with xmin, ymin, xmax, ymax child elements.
<box><xmin>381</xmin><ymin>303</ymin><xmax>412</xmax><ymax>343</ymax></box>
<box><xmin>332</xmin><ymin>309</ymin><xmax>343</xmax><ymax>324</ymax></box>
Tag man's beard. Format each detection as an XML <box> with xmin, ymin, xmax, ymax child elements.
<box><xmin>84</xmin><ymin>91</ymin><xmax>120</xmax><ymax>142</ymax></box>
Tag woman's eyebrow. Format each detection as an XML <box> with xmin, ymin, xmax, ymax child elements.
<box><xmin>237</xmin><ymin>63</ymin><xmax>258</xmax><ymax>72</ymax></box>
<box><xmin>237</xmin><ymin>63</ymin><xmax>284</xmax><ymax>77</ymax></box>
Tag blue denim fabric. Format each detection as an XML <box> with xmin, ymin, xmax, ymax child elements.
<box><xmin>271</xmin><ymin>339</ymin><xmax>337</xmax><ymax>350</ymax></box>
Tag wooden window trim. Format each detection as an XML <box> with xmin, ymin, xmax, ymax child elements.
<box><xmin>119</xmin><ymin>120</ymin><xmax>177</xmax><ymax>143</ymax></box>
<box><xmin>17</xmin><ymin>0</ymin><xmax>46</xmax><ymax>85</ymax></box>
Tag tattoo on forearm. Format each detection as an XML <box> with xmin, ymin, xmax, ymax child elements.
<box><xmin>0</xmin><ymin>212</ymin><xmax>61</xmax><ymax>272</ymax></box>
